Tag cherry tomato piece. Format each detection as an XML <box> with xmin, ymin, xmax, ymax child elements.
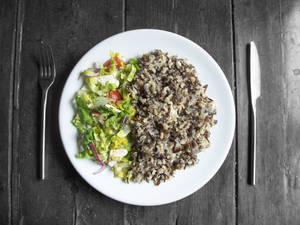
<box><xmin>114</xmin><ymin>57</ymin><xmax>124</xmax><ymax>69</ymax></box>
<box><xmin>109</xmin><ymin>90</ymin><xmax>121</xmax><ymax>104</ymax></box>
<box><xmin>104</xmin><ymin>59</ymin><xmax>111</xmax><ymax>72</ymax></box>
<box><xmin>104</xmin><ymin>57</ymin><xmax>124</xmax><ymax>72</ymax></box>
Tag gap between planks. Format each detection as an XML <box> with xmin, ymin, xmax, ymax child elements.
<box><xmin>230</xmin><ymin>0</ymin><xmax>239</xmax><ymax>225</ymax></box>
<box><xmin>10</xmin><ymin>0</ymin><xmax>24</xmax><ymax>224</ymax></box>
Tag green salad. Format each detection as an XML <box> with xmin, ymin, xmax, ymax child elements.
<box><xmin>72</xmin><ymin>51</ymin><xmax>139</xmax><ymax>181</ymax></box>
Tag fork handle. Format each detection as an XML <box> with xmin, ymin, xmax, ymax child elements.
<box><xmin>40</xmin><ymin>88</ymin><xmax>49</xmax><ymax>180</ymax></box>
<box><xmin>249</xmin><ymin>102</ymin><xmax>257</xmax><ymax>185</ymax></box>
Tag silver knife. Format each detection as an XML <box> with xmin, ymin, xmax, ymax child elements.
<box><xmin>249</xmin><ymin>41</ymin><xmax>261</xmax><ymax>185</ymax></box>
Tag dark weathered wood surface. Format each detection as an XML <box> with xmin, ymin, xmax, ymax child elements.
<box><xmin>0</xmin><ymin>1</ymin><xmax>17</xmax><ymax>224</ymax></box>
<box><xmin>125</xmin><ymin>1</ymin><xmax>235</xmax><ymax>225</ymax></box>
<box><xmin>15</xmin><ymin>1</ymin><xmax>124</xmax><ymax>224</ymax></box>
<box><xmin>234</xmin><ymin>0</ymin><xmax>300</xmax><ymax>224</ymax></box>
<box><xmin>1</xmin><ymin>0</ymin><xmax>300</xmax><ymax>224</ymax></box>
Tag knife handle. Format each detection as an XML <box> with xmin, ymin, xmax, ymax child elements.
<box><xmin>249</xmin><ymin>102</ymin><xmax>256</xmax><ymax>185</ymax></box>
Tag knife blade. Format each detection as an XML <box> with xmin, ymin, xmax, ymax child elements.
<box><xmin>250</xmin><ymin>42</ymin><xmax>261</xmax><ymax>101</ymax></box>
<box><xmin>249</xmin><ymin>41</ymin><xmax>261</xmax><ymax>185</ymax></box>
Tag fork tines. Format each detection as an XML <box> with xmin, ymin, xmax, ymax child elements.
<box><xmin>39</xmin><ymin>40</ymin><xmax>56</xmax><ymax>82</ymax></box>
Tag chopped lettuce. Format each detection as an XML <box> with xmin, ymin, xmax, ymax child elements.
<box><xmin>116</xmin><ymin>57</ymin><xmax>139</xmax><ymax>84</ymax></box>
<box><xmin>117</xmin><ymin>127</ymin><xmax>131</xmax><ymax>138</ymax></box>
<box><xmin>73</xmin><ymin>51</ymin><xmax>137</xmax><ymax>182</ymax></box>
<box><xmin>125</xmin><ymin>64</ymin><xmax>137</xmax><ymax>82</ymax></box>
<box><xmin>105</xmin><ymin>114</ymin><xmax>122</xmax><ymax>131</ymax></box>
<box><xmin>110</xmin><ymin>135</ymin><xmax>128</xmax><ymax>149</ymax></box>
<box><xmin>72</xmin><ymin>114</ymin><xmax>85</xmax><ymax>133</ymax></box>
<box><xmin>75</xmin><ymin>96</ymin><xmax>93</xmax><ymax>125</ymax></box>
<box><xmin>85</xmin><ymin>77</ymin><xmax>101</xmax><ymax>94</ymax></box>
<box><xmin>112</xmin><ymin>162</ymin><xmax>130</xmax><ymax>179</ymax></box>
<box><xmin>83</xmin><ymin>69</ymin><xmax>98</xmax><ymax>77</ymax></box>
<box><xmin>101</xmin><ymin>81</ymin><xmax>118</xmax><ymax>94</ymax></box>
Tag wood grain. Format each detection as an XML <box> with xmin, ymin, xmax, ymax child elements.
<box><xmin>3</xmin><ymin>0</ymin><xmax>300</xmax><ymax>224</ymax></box>
<box><xmin>173</xmin><ymin>1</ymin><xmax>236</xmax><ymax>225</ymax></box>
<box><xmin>7</xmin><ymin>0</ymin><xmax>237</xmax><ymax>224</ymax></box>
<box><xmin>234</xmin><ymin>0</ymin><xmax>300</xmax><ymax>224</ymax></box>
<box><xmin>14</xmin><ymin>0</ymin><xmax>124</xmax><ymax>224</ymax></box>
<box><xmin>125</xmin><ymin>2</ymin><xmax>178</xmax><ymax>225</ymax></box>
<box><xmin>125</xmin><ymin>0</ymin><xmax>236</xmax><ymax>225</ymax></box>
<box><xmin>0</xmin><ymin>0</ymin><xmax>17</xmax><ymax>224</ymax></box>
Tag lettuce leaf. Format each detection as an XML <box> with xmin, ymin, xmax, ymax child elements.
<box><xmin>75</xmin><ymin>96</ymin><xmax>93</xmax><ymax>125</ymax></box>
<box><xmin>72</xmin><ymin>114</ymin><xmax>85</xmax><ymax>133</ymax></box>
<box><xmin>112</xmin><ymin>162</ymin><xmax>130</xmax><ymax>179</ymax></box>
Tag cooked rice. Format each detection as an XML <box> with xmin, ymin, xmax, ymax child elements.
<box><xmin>127</xmin><ymin>50</ymin><xmax>217</xmax><ymax>185</ymax></box>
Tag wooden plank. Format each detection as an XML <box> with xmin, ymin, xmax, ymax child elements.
<box><xmin>173</xmin><ymin>1</ymin><xmax>235</xmax><ymax>225</ymax></box>
<box><xmin>0</xmin><ymin>0</ymin><xmax>17</xmax><ymax>224</ymax></box>
<box><xmin>125</xmin><ymin>1</ymin><xmax>178</xmax><ymax>225</ymax></box>
<box><xmin>14</xmin><ymin>0</ymin><xmax>124</xmax><ymax>224</ymax></box>
<box><xmin>281</xmin><ymin>1</ymin><xmax>300</xmax><ymax>223</ymax></box>
<box><xmin>234</xmin><ymin>0</ymin><xmax>300</xmax><ymax>224</ymax></box>
<box><xmin>125</xmin><ymin>0</ymin><xmax>236</xmax><ymax>225</ymax></box>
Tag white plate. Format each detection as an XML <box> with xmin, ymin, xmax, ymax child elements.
<box><xmin>59</xmin><ymin>29</ymin><xmax>235</xmax><ymax>206</ymax></box>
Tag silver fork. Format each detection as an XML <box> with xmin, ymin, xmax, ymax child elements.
<box><xmin>38</xmin><ymin>41</ymin><xmax>56</xmax><ymax>180</ymax></box>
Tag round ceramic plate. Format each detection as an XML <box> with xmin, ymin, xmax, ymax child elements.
<box><xmin>59</xmin><ymin>29</ymin><xmax>235</xmax><ymax>206</ymax></box>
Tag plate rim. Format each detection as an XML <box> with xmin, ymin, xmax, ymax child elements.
<box><xmin>58</xmin><ymin>28</ymin><xmax>236</xmax><ymax>206</ymax></box>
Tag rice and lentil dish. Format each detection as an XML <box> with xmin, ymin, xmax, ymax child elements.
<box><xmin>127</xmin><ymin>50</ymin><xmax>217</xmax><ymax>185</ymax></box>
<box><xmin>72</xmin><ymin>50</ymin><xmax>217</xmax><ymax>185</ymax></box>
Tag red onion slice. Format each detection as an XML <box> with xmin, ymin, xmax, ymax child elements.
<box><xmin>89</xmin><ymin>142</ymin><xmax>106</xmax><ymax>175</ymax></box>
<box><xmin>78</xmin><ymin>72</ymin><xmax>84</xmax><ymax>80</ymax></box>
<box><xmin>85</xmin><ymin>72</ymin><xmax>99</xmax><ymax>77</ymax></box>
<box><xmin>93</xmin><ymin>166</ymin><xmax>106</xmax><ymax>175</ymax></box>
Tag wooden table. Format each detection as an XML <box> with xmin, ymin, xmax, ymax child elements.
<box><xmin>1</xmin><ymin>0</ymin><xmax>300</xmax><ymax>224</ymax></box>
